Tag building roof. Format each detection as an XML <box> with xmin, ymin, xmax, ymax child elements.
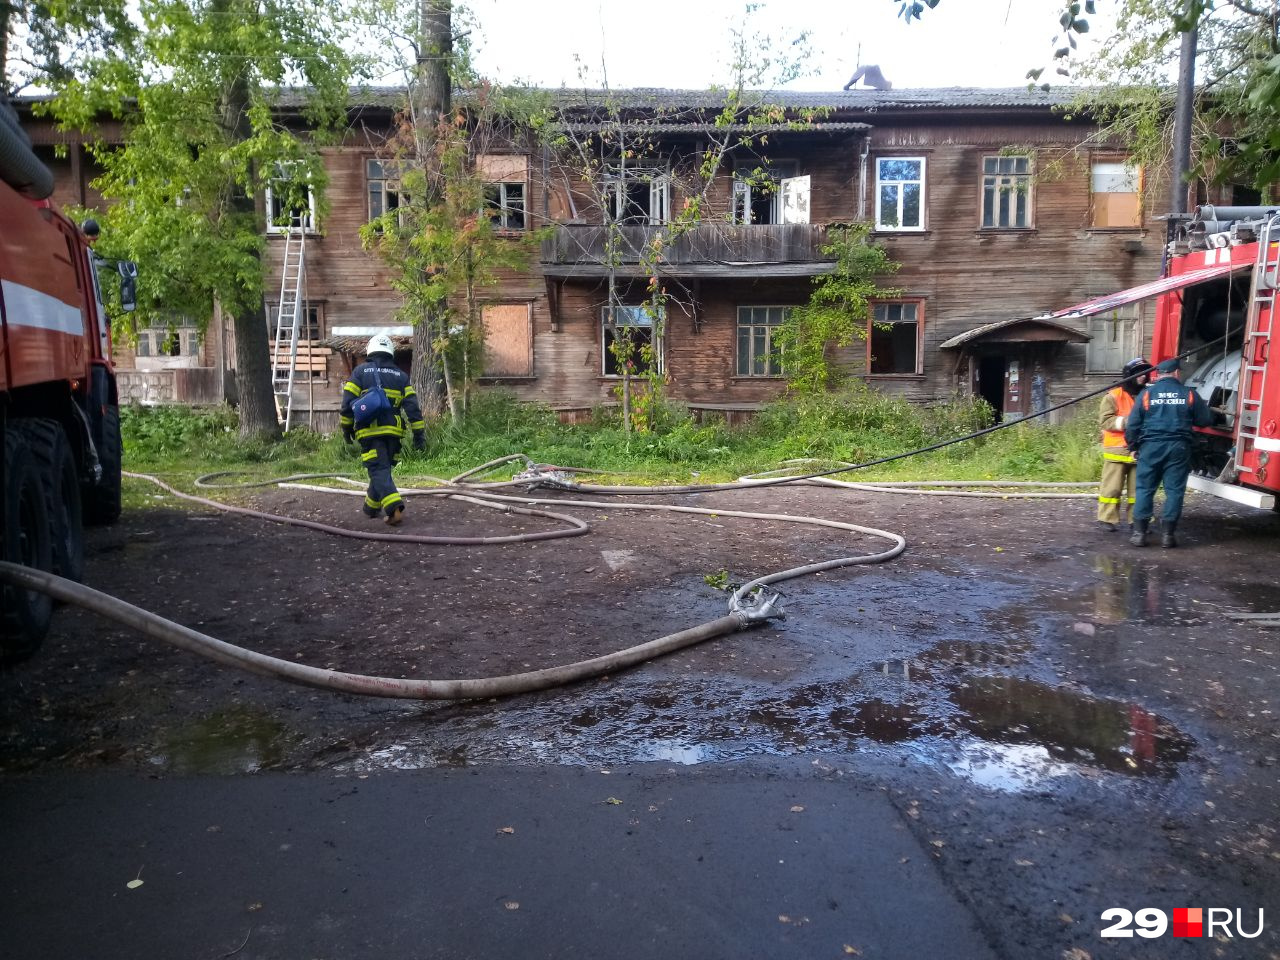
<box><xmin>259</xmin><ymin>84</ymin><xmax>1083</xmax><ymax>113</ymax></box>
<box><xmin>938</xmin><ymin>317</ymin><xmax>1092</xmax><ymax>350</ymax></box>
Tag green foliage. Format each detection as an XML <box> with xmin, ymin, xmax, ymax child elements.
<box><xmin>119</xmin><ymin>389</ymin><xmax>1100</xmax><ymax>492</ymax></box>
<box><xmin>773</xmin><ymin>224</ymin><xmax>900</xmax><ymax>393</ymax></box>
<box><xmin>40</xmin><ymin>0</ymin><xmax>367</xmax><ymax>334</ymax></box>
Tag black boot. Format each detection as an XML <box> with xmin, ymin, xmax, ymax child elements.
<box><xmin>1162</xmin><ymin>521</ymin><xmax>1177</xmax><ymax>548</ymax></box>
<box><xmin>1129</xmin><ymin>518</ymin><xmax>1150</xmax><ymax>547</ymax></box>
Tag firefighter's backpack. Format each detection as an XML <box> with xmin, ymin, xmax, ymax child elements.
<box><xmin>352</xmin><ymin>368</ymin><xmax>391</xmax><ymax>427</ymax></box>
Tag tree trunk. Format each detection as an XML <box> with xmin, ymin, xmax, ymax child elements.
<box><xmin>0</xmin><ymin>3</ymin><xmax>12</xmax><ymax>93</ymax></box>
<box><xmin>213</xmin><ymin>0</ymin><xmax>280</xmax><ymax>440</ymax></box>
<box><xmin>408</xmin><ymin>0</ymin><xmax>452</xmax><ymax>417</ymax></box>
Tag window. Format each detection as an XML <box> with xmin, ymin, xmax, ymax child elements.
<box><xmin>367</xmin><ymin>159</ymin><xmax>405</xmax><ymax>222</ymax></box>
<box><xmin>601</xmin><ymin>304</ymin><xmax>663</xmax><ymax>376</ymax></box>
<box><xmin>868</xmin><ymin>301</ymin><xmax>922</xmax><ymax>375</ymax></box>
<box><xmin>876</xmin><ymin>158</ymin><xmax>925</xmax><ymax>231</ymax></box>
<box><xmin>484</xmin><ymin>182</ymin><xmax>526</xmax><ymax>230</ymax></box>
<box><xmin>268</xmin><ymin>303</ymin><xmax>323</xmax><ymax>341</ymax></box>
<box><xmin>481</xmin><ymin>303</ymin><xmax>533</xmax><ymax>377</ymax></box>
<box><xmin>135</xmin><ymin>324</ymin><xmax>201</xmax><ymax>361</ymax></box>
<box><xmin>606</xmin><ymin>169</ymin><xmax>670</xmax><ymax>225</ymax></box>
<box><xmin>1091</xmin><ymin>161</ymin><xmax>1142</xmax><ymax>228</ymax></box>
<box><xmin>982</xmin><ymin>156</ymin><xmax>1032</xmax><ymax>228</ymax></box>
<box><xmin>736</xmin><ymin>306</ymin><xmax>790</xmax><ymax>376</ymax></box>
<box><xmin>265</xmin><ymin>164</ymin><xmax>316</xmax><ymax>233</ymax></box>
<box><xmin>1086</xmin><ymin>304</ymin><xmax>1142</xmax><ymax>373</ymax></box>
<box><xmin>732</xmin><ymin>162</ymin><xmax>801</xmax><ymax>225</ymax></box>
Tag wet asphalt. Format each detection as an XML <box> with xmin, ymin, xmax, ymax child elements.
<box><xmin>3</xmin><ymin>492</ymin><xmax>1280</xmax><ymax>958</ymax></box>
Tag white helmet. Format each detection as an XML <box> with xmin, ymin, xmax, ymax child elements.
<box><xmin>366</xmin><ymin>334</ymin><xmax>394</xmax><ymax>356</ymax></box>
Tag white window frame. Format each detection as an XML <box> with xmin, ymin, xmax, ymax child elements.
<box><xmin>484</xmin><ymin>181</ymin><xmax>527</xmax><ymax>231</ymax></box>
<box><xmin>731</xmin><ymin>162</ymin><xmax>800</xmax><ymax>225</ymax></box>
<box><xmin>265</xmin><ymin>165</ymin><xmax>317</xmax><ymax>234</ymax></box>
<box><xmin>367</xmin><ymin>158</ymin><xmax>405</xmax><ymax>224</ymax></box>
<box><xmin>981</xmin><ymin>155</ymin><xmax>1033</xmax><ymax>229</ymax></box>
<box><xmin>736</xmin><ymin>305</ymin><xmax>791</xmax><ymax>377</ymax></box>
<box><xmin>601</xmin><ymin>304</ymin><xmax>664</xmax><ymax>377</ymax></box>
<box><xmin>1085</xmin><ymin>304</ymin><xmax>1142</xmax><ymax>374</ymax></box>
<box><xmin>606</xmin><ymin>168</ymin><xmax>670</xmax><ymax>225</ymax></box>
<box><xmin>875</xmin><ymin>157</ymin><xmax>926</xmax><ymax>232</ymax></box>
<box><xmin>867</xmin><ymin>300</ymin><xmax>924</xmax><ymax>376</ymax></box>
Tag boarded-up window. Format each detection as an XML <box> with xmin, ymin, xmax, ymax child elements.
<box><xmin>1091</xmin><ymin>161</ymin><xmax>1142</xmax><ymax>228</ymax></box>
<box><xmin>482</xmin><ymin>303</ymin><xmax>533</xmax><ymax>377</ymax></box>
<box><xmin>476</xmin><ymin>154</ymin><xmax>529</xmax><ymax>182</ymax></box>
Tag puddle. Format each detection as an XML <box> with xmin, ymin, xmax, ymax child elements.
<box><xmin>152</xmin><ymin>708</ymin><xmax>298</xmax><ymax>775</ymax></box>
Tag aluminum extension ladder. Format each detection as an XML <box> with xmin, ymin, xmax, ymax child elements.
<box><xmin>1233</xmin><ymin>213</ymin><xmax>1280</xmax><ymax>474</ymax></box>
<box><xmin>270</xmin><ymin>218</ymin><xmax>307</xmax><ymax>431</ymax></box>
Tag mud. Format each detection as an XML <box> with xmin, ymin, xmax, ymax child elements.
<box><xmin>3</xmin><ymin>477</ymin><xmax>1280</xmax><ymax>956</ymax></box>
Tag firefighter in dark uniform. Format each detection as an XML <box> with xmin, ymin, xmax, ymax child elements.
<box><xmin>1124</xmin><ymin>356</ymin><xmax>1213</xmax><ymax>548</ymax></box>
<box><xmin>339</xmin><ymin>335</ymin><xmax>426</xmax><ymax>525</ymax></box>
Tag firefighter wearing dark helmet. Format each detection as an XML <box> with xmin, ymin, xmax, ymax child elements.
<box><xmin>1124</xmin><ymin>356</ymin><xmax>1213</xmax><ymax>548</ymax></box>
<box><xmin>1096</xmin><ymin>357</ymin><xmax>1153</xmax><ymax>531</ymax></box>
<box><xmin>339</xmin><ymin>334</ymin><xmax>426</xmax><ymax>526</ymax></box>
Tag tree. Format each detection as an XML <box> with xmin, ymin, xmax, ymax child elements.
<box><xmin>544</xmin><ymin>11</ymin><xmax>822</xmax><ymax>432</ymax></box>
<box><xmin>892</xmin><ymin>1</ymin><xmax>1280</xmax><ymax>191</ymax></box>
<box><xmin>772</xmin><ymin>224</ymin><xmax>900</xmax><ymax>394</ymax></box>
<box><xmin>1</xmin><ymin>1</ymin><xmax>136</xmax><ymax>95</ymax></box>
<box><xmin>41</xmin><ymin>0</ymin><xmax>366</xmax><ymax>438</ymax></box>
<box><xmin>356</xmin><ymin>0</ymin><xmax>548</xmax><ymax>422</ymax></box>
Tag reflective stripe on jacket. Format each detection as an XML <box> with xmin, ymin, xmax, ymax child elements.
<box><xmin>1099</xmin><ymin>387</ymin><xmax>1136</xmax><ymax>463</ymax></box>
<box><xmin>339</xmin><ymin>357</ymin><xmax>427</xmax><ymax>440</ymax></box>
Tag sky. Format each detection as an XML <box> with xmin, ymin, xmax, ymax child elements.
<box><xmin>462</xmin><ymin>0</ymin><xmax>1119</xmax><ymax>92</ymax></box>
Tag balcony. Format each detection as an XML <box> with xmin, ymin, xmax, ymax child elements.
<box><xmin>539</xmin><ymin>222</ymin><xmax>837</xmax><ymax>279</ymax></box>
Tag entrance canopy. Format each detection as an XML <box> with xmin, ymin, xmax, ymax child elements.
<box><xmin>1037</xmin><ymin>262</ymin><xmax>1250</xmax><ymax>322</ymax></box>
<box><xmin>938</xmin><ymin>316</ymin><xmax>1091</xmax><ymax>350</ymax></box>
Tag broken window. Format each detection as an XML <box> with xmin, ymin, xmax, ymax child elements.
<box><xmin>868</xmin><ymin>301</ymin><xmax>922</xmax><ymax>375</ymax></box>
<box><xmin>602</xmin><ymin>304</ymin><xmax>663</xmax><ymax>376</ymax></box>
<box><xmin>484</xmin><ymin>182</ymin><xmax>527</xmax><ymax>230</ymax></box>
<box><xmin>876</xmin><ymin>158</ymin><xmax>925</xmax><ymax>231</ymax></box>
<box><xmin>367</xmin><ymin>159</ymin><xmax>405</xmax><ymax>223</ymax></box>
<box><xmin>736</xmin><ymin>306</ymin><xmax>790</xmax><ymax>376</ymax></box>
<box><xmin>1091</xmin><ymin>161</ymin><xmax>1142</xmax><ymax>228</ymax></box>
<box><xmin>982</xmin><ymin>156</ymin><xmax>1032</xmax><ymax>228</ymax></box>
<box><xmin>605</xmin><ymin>168</ymin><xmax>670</xmax><ymax>225</ymax></box>
<box><xmin>732</xmin><ymin>162</ymin><xmax>803</xmax><ymax>225</ymax></box>
<box><xmin>264</xmin><ymin>163</ymin><xmax>316</xmax><ymax>233</ymax></box>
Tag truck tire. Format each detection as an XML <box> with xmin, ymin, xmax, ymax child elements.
<box><xmin>1</xmin><ymin>428</ymin><xmax>54</xmax><ymax>659</ymax></box>
<box><xmin>84</xmin><ymin>404</ymin><xmax>121</xmax><ymax>526</ymax></box>
<box><xmin>17</xmin><ymin>418</ymin><xmax>85</xmax><ymax>583</ymax></box>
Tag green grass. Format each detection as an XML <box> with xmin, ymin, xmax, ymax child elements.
<box><xmin>118</xmin><ymin>388</ymin><xmax>1102</xmax><ymax>488</ymax></box>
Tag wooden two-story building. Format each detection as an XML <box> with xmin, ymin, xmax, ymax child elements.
<box><xmin>29</xmin><ymin>85</ymin><xmax>1228</xmax><ymax>428</ymax></box>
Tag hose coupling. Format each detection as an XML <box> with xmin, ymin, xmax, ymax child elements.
<box><xmin>730</xmin><ymin>588</ymin><xmax>784</xmax><ymax>624</ymax></box>
<box><xmin>513</xmin><ymin>467</ymin><xmax>578</xmax><ymax>489</ymax></box>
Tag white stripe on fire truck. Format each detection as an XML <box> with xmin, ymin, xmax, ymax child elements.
<box><xmin>1</xmin><ymin>279</ymin><xmax>84</xmax><ymax>335</ymax></box>
<box><xmin>1253</xmin><ymin>437</ymin><xmax>1280</xmax><ymax>453</ymax></box>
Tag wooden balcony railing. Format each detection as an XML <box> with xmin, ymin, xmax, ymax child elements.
<box><xmin>539</xmin><ymin>223</ymin><xmax>835</xmax><ymax>276</ymax></box>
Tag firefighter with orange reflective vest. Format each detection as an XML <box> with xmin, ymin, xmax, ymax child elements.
<box><xmin>1097</xmin><ymin>357</ymin><xmax>1153</xmax><ymax>532</ymax></box>
<box><xmin>339</xmin><ymin>334</ymin><xmax>427</xmax><ymax>526</ymax></box>
<box><xmin>1124</xmin><ymin>356</ymin><xmax>1214</xmax><ymax>548</ymax></box>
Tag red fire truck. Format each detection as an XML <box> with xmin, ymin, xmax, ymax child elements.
<box><xmin>1</xmin><ymin>98</ymin><xmax>132</xmax><ymax>657</ymax></box>
<box><xmin>1043</xmin><ymin>204</ymin><xmax>1280</xmax><ymax>512</ymax></box>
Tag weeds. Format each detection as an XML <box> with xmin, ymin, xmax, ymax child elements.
<box><xmin>119</xmin><ymin>390</ymin><xmax>1101</xmax><ymax>486</ymax></box>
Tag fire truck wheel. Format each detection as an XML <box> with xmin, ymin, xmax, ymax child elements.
<box><xmin>1</xmin><ymin>427</ymin><xmax>54</xmax><ymax>659</ymax></box>
<box><xmin>17</xmin><ymin>418</ymin><xmax>85</xmax><ymax>583</ymax></box>
<box><xmin>84</xmin><ymin>404</ymin><xmax>121</xmax><ymax>526</ymax></box>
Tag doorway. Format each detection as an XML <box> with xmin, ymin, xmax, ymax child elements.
<box><xmin>977</xmin><ymin>355</ymin><xmax>1007</xmax><ymax>421</ymax></box>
